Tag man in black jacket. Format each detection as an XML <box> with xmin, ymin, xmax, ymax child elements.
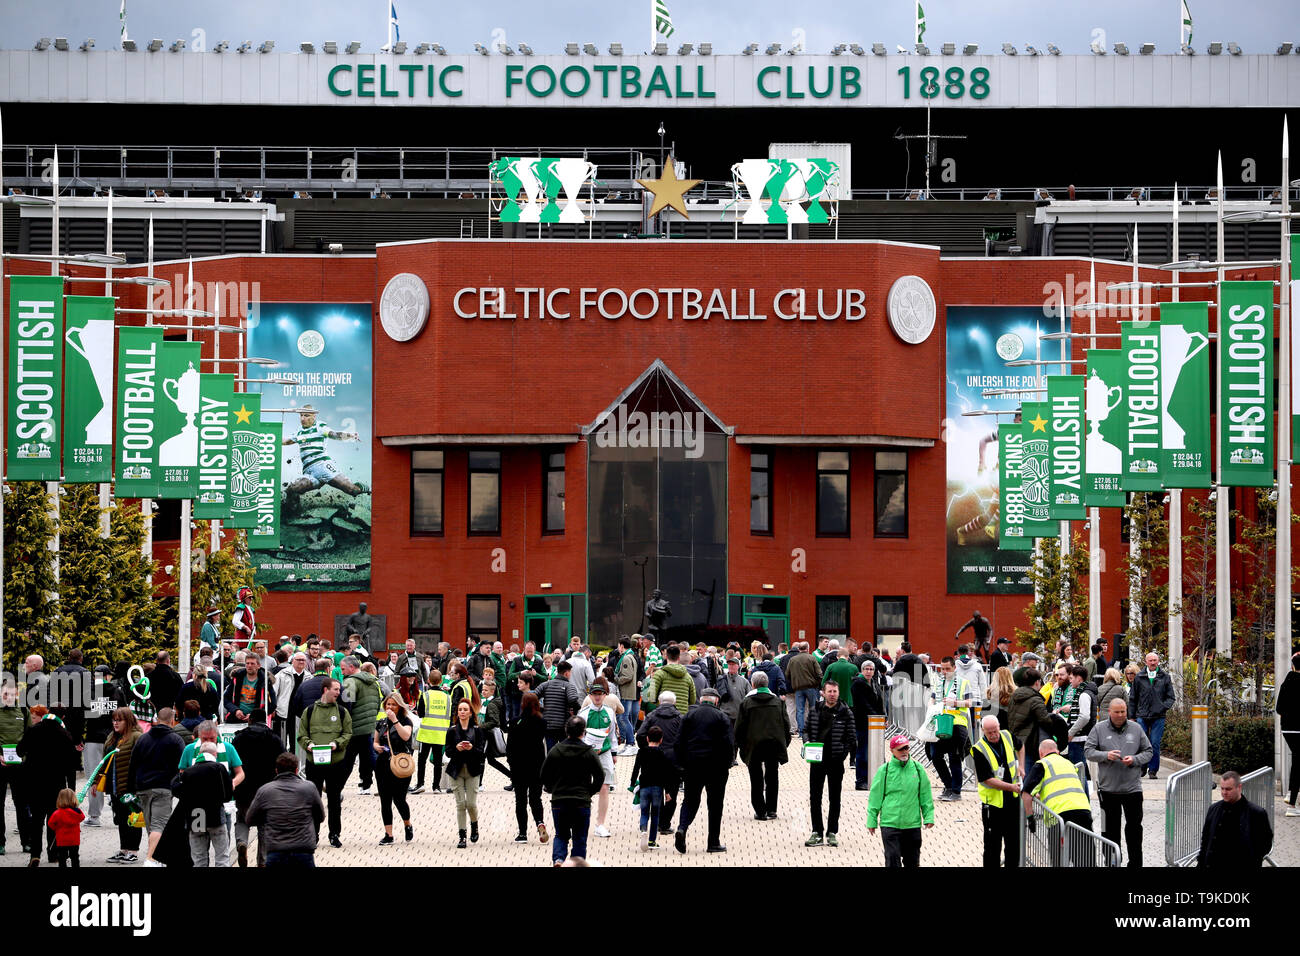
<box><xmin>170</xmin><ymin>742</ymin><xmax>235</xmax><ymax>867</ymax></box>
<box><xmin>231</xmin><ymin>709</ymin><xmax>287</xmax><ymax>867</ymax></box>
<box><xmin>988</xmin><ymin>638</ymin><xmax>1013</xmax><ymax>675</ymax></box>
<box><xmin>735</xmin><ymin>672</ymin><xmax>789</xmax><ymax>821</ymax></box>
<box><xmin>540</xmin><ymin>716</ymin><xmax>605</xmax><ymax>865</ymax></box>
<box><xmin>130</xmin><ymin>713</ymin><xmax>184</xmax><ymax>865</ymax></box>
<box><xmin>1129</xmin><ymin>652</ymin><xmax>1177</xmax><ymax>779</ymax></box>
<box><xmin>149</xmin><ymin>651</ymin><xmax>184</xmax><ymax>719</ymax></box>
<box><xmin>804</xmin><ymin>681</ymin><xmax>856</xmax><ymax>846</ymax></box>
<box><xmin>537</xmin><ymin>661</ymin><xmax>580</xmax><ymax>751</ymax></box>
<box><xmin>673</xmin><ymin>688</ymin><xmax>734</xmax><ymax>855</ymax></box>
<box><xmin>850</xmin><ymin>661</ymin><xmax>885</xmax><ymax>790</ymax></box>
<box><xmin>636</xmin><ymin>691</ymin><xmax>684</xmax><ymax>829</ymax></box>
<box><xmin>223</xmin><ymin>656</ymin><xmax>277</xmax><ymax>724</ymax></box>
<box><xmin>1197</xmin><ymin>771</ymin><xmax>1273</xmax><ymax>867</ymax></box>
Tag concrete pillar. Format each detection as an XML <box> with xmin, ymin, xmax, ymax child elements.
<box><xmin>867</xmin><ymin>714</ymin><xmax>887</xmax><ymax>785</ymax></box>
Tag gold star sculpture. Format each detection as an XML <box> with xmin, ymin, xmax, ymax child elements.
<box><xmin>234</xmin><ymin>403</ymin><xmax>254</xmax><ymax>424</ymax></box>
<box><xmin>1029</xmin><ymin>413</ymin><xmax>1048</xmax><ymax>433</ymax></box>
<box><xmin>637</xmin><ymin>155</ymin><xmax>700</xmax><ymax>218</ymax></box>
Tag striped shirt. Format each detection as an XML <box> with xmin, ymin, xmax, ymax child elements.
<box><xmin>645</xmin><ymin>645</ymin><xmax>664</xmax><ymax>669</ymax></box>
<box><xmin>294</xmin><ymin>422</ymin><xmax>332</xmax><ymax>468</ymax></box>
<box><xmin>578</xmin><ymin>703</ymin><xmax>617</xmax><ymax>753</ymax></box>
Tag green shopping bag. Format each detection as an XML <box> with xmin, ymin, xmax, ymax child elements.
<box><xmin>935</xmin><ymin>713</ymin><xmax>954</xmax><ymax>739</ymax></box>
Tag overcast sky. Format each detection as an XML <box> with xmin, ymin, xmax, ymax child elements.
<box><xmin>2</xmin><ymin>0</ymin><xmax>1298</xmax><ymax>56</ymax></box>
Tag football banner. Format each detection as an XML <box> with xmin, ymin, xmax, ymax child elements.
<box><xmin>1047</xmin><ymin>375</ymin><xmax>1086</xmax><ymax>520</ymax></box>
<box><xmin>1121</xmin><ymin>320</ymin><xmax>1163</xmax><ymax>490</ymax></box>
<box><xmin>247</xmin><ymin>420</ymin><xmax>282</xmax><ymax>549</ymax></box>
<box><xmin>1158</xmin><ymin>302</ymin><xmax>1212</xmax><ymax>488</ymax></box>
<box><xmin>194</xmin><ymin>373</ymin><xmax>235</xmax><ymax>519</ymax></box>
<box><xmin>62</xmin><ymin>294</ymin><xmax>116</xmax><ymax>483</ymax></box>
<box><xmin>7</xmin><ymin>276</ymin><xmax>64</xmax><ymax>480</ymax></box>
<box><xmin>113</xmin><ymin>325</ymin><xmax>165</xmax><ymax>497</ymax></box>
<box><xmin>1084</xmin><ymin>348</ymin><xmax>1126</xmax><ymax>508</ymax></box>
<box><xmin>155</xmin><ymin>340</ymin><xmax>202</xmax><ymax>499</ymax></box>
<box><xmin>1019</xmin><ymin>400</ymin><xmax>1057</xmax><ymax>539</ymax></box>
<box><xmin>226</xmin><ymin>392</ymin><xmax>263</xmax><ymax>530</ymax></box>
<box><xmin>1218</xmin><ymin>281</ymin><xmax>1274</xmax><ymax>487</ymax></box>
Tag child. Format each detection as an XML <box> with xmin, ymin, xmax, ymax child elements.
<box><xmin>629</xmin><ymin>726</ymin><xmax>678</xmax><ymax>851</ymax></box>
<box><xmin>47</xmin><ymin>789</ymin><xmax>84</xmax><ymax>868</ymax></box>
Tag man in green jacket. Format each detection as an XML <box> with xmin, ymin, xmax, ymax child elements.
<box><xmin>297</xmin><ymin>678</ymin><xmax>353</xmax><ymax>848</ymax></box>
<box><xmin>341</xmin><ymin>656</ymin><xmax>382</xmax><ymax>795</ymax></box>
<box><xmin>866</xmin><ymin>734</ymin><xmax>935</xmax><ymax>867</ymax></box>
<box><xmin>0</xmin><ymin>683</ymin><xmax>30</xmax><ymax>856</ymax></box>
<box><xmin>822</xmin><ymin>644</ymin><xmax>858</xmax><ymax>708</ymax></box>
<box><xmin>646</xmin><ymin>645</ymin><xmax>697</xmax><ymax>715</ymax></box>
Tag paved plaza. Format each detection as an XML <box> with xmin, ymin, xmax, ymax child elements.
<box><xmin>4</xmin><ymin>746</ymin><xmax>1296</xmax><ymax>868</ymax></box>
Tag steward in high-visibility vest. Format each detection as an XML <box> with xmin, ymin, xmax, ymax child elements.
<box><xmin>935</xmin><ymin>675</ymin><xmax>972</xmax><ymax>728</ymax></box>
<box><xmin>972</xmin><ymin>729</ymin><xmax>1019</xmax><ymax>809</ymax></box>
<box><xmin>417</xmin><ymin>687</ymin><xmax>451</xmax><ymax>745</ymax></box>
<box><xmin>1032</xmin><ymin>752</ymin><xmax>1090</xmax><ymax>817</ymax></box>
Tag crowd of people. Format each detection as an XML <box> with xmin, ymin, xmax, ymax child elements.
<box><xmin>0</xmin><ymin>620</ymin><xmax>1292</xmax><ymax>868</ymax></box>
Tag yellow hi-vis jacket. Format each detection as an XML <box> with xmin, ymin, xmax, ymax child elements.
<box><xmin>1032</xmin><ymin>752</ymin><xmax>1090</xmax><ymax>818</ymax></box>
<box><xmin>417</xmin><ymin>688</ymin><xmax>451</xmax><ymax>745</ymax></box>
<box><xmin>971</xmin><ymin>729</ymin><xmax>1019</xmax><ymax>809</ymax></box>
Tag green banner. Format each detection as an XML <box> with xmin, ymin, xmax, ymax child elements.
<box><xmin>1019</xmin><ymin>401</ymin><xmax>1057</xmax><ymax>539</ymax></box>
<box><xmin>1084</xmin><ymin>348</ymin><xmax>1126</xmax><ymax>508</ymax></box>
<box><xmin>6</xmin><ymin>276</ymin><xmax>64</xmax><ymax>480</ymax></box>
<box><xmin>1218</xmin><ymin>281</ymin><xmax>1275</xmax><ymax>487</ymax></box>
<box><xmin>1121</xmin><ymin>320</ymin><xmax>1163</xmax><ymax>490</ymax></box>
<box><xmin>62</xmin><ymin>295</ymin><xmax>116</xmax><ymax>483</ymax></box>
<box><xmin>113</xmin><ymin>325</ymin><xmax>165</xmax><ymax>497</ymax></box>
<box><xmin>1159</xmin><ymin>302</ymin><xmax>1212</xmax><ymax>488</ymax></box>
<box><xmin>998</xmin><ymin>423</ymin><xmax>1034</xmax><ymax>550</ymax></box>
<box><xmin>195</xmin><ymin>373</ymin><xmax>235</xmax><ymax>519</ymax></box>
<box><xmin>247</xmin><ymin>420</ymin><xmax>282</xmax><ymax>549</ymax></box>
<box><xmin>227</xmin><ymin>393</ymin><xmax>263</xmax><ymax>529</ymax></box>
<box><xmin>156</xmin><ymin>341</ymin><xmax>202</xmax><ymax>499</ymax></box>
<box><xmin>1047</xmin><ymin>375</ymin><xmax>1086</xmax><ymax>520</ymax></box>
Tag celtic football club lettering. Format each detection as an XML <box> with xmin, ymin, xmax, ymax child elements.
<box><xmin>114</xmin><ymin>326</ymin><xmax>165</xmax><ymax>498</ymax></box>
<box><xmin>6</xmin><ymin>276</ymin><xmax>64</xmax><ymax>480</ymax></box>
<box><xmin>1218</xmin><ymin>280</ymin><xmax>1275</xmax><ymax>487</ymax></box>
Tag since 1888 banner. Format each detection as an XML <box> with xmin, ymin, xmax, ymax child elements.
<box><xmin>247</xmin><ymin>302</ymin><xmax>372</xmax><ymax>590</ymax></box>
<box><xmin>945</xmin><ymin>306</ymin><xmax>1042</xmax><ymax>594</ymax></box>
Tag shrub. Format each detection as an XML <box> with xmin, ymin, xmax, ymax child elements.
<box><xmin>1151</xmin><ymin>711</ymin><xmax>1272</xmax><ymax>773</ymax></box>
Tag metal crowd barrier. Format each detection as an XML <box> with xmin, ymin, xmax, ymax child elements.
<box><xmin>1021</xmin><ymin>769</ymin><xmax>1120</xmax><ymax>867</ymax></box>
<box><xmin>1239</xmin><ymin>766</ymin><xmax>1278</xmax><ymax>867</ymax></box>
<box><xmin>1165</xmin><ymin>760</ymin><xmax>1213</xmax><ymax>866</ymax></box>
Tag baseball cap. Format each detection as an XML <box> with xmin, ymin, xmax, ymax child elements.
<box><xmin>889</xmin><ymin>735</ymin><xmax>911</xmax><ymax>751</ymax></box>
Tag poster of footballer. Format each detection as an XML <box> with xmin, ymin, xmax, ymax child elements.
<box><xmin>247</xmin><ymin>302</ymin><xmax>373</xmax><ymax>590</ymax></box>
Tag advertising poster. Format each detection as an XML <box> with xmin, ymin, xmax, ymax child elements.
<box><xmin>247</xmin><ymin>302</ymin><xmax>373</xmax><ymax>590</ymax></box>
<box><xmin>945</xmin><ymin>306</ymin><xmax>1042</xmax><ymax>595</ymax></box>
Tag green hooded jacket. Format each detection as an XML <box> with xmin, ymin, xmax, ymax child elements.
<box><xmin>343</xmin><ymin>669</ymin><xmax>382</xmax><ymax>736</ymax></box>
<box><xmin>866</xmin><ymin>756</ymin><xmax>936</xmax><ymax>830</ymax></box>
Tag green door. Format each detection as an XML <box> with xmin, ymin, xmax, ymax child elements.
<box><xmin>524</xmin><ymin>594</ymin><xmax>587</xmax><ymax>654</ymax></box>
<box><xmin>728</xmin><ymin>594</ymin><xmax>790</xmax><ymax>647</ymax></box>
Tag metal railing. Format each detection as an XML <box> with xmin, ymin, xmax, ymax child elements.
<box><xmin>1240</xmin><ymin>766</ymin><xmax>1278</xmax><ymax>867</ymax></box>
<box><xmin>1165</xmin><ymin>760</ymin><xmax>1213</xmax><ymax>866</ymax></box>
<box><xmin>1022</xmin><ymin>794</ymin><xmax>1122</xmax><ymax>867</ymax></box>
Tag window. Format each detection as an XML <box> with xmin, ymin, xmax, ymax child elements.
<box><xmin>411</xmin><ymin>450</ymin><xmax>444</xmax><ymax>535</ymax></box>
<box><xmin>816</xmin><ymin>450</ymin><xmax>850</xmax><ymax>536</ymax></box>
<box><xmin>468</xmin><ymin>450</ymin><xmax>501</xmax><ymax>535</ymax></box>
<box><xmin>874</xmin><ymin>596</ymin><xmax>907</xmax><ymax>646</ymax></box>
<box><xmin>874</xmin><ymin>451</ymin><xmax>908</xmax><ymax>537</ymax></box>
<box><xmin>409</xmin><ymin>595</ymin><xmax>442</xmax><ymax>655</ymax></box>
<box><xmin>817</xmin><ymin>596</ymin><xmax>850</xmax><ymax>644</ymax></box>
<box><xmin>750</xmin><ymin>450</ymin><xmax>772</xmax><ymax>534</ymax></box>
<box><xmin>544</xmin><ymin>449</ymin><xmax>565</xmax><ymax>534</ymax></box>
<box><xmin>467</xmin><ymin>595</ymin><xmax>500</xmax><ymax>646</ymax></box>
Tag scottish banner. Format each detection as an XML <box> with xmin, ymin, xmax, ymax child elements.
<box><xmin>1158</xmin><ymin>302</ymin><xmax>1212</xmax><ymax>488</ymax></box>
<box><xmin>1047</xmin><ymin>375</ymin><xmax>1087</xmax><ymax>520</ymax></box>
<box><xmin>247</xmin><ymin>419</ymin><xmax>282</xmax><ymax>549</ymax></box>
<box><xmin>1121</xmin><ymin>320</ymin><xmax>1163</xmax><ymax>491</ymax></box>
<box><xmin>113</xmin><ymin>325</ymin><xmax>165</xmax><ymax>497</ymax></box>
<box><xmin>1084</xmin><ymin>348</ymin><xmax>1126</xmax><ymax>508</ymax></box>
<box><xmin>226</xmin><ymin>392</ymin><xmax>263</xmax><ymax>530</ymax></box>
<box><xmin>62</xmin><ymin>295</ymin><xmax>116</xmax><ymax>483</ymax></box>
<box><xmin>1019</xmin><ymin>400</ymin><xmax>1058</xmax><ymax>539</ymax></box>
<box><xmin>6</xmin><ymin>275</ymin><xmax>64</xmax><ymax>480</ymax></box>
<box><xmin>155</xmin><ymin>340</ymin><xmax>202</xmax><ymax>499</ymax></box>
<box><xmin>1218</xmin><ymin>281</ymin><xmax>1274</xmax><ymax>487</ymax></box>
<box><xmin>194</xmin><ymin>373</ymin><xmax>235</xmax><ymax>520</ymax></box>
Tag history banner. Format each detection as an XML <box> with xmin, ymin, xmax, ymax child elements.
<box><xmin>1084</xmin><ymin>349</ymin><xmax>1126</xmax><ymax>508</ymax></box>
<box><xmin>1046</xmin><ymin>375</ymin><xmax>1086</xmax><ymax>520</ymax></box>
<box><xmin>62</xmin><ymin>294</ymin><xmax>115</xmax><ymax>483</ymax></box>
<box><xmin>1158</xmin><ymin>302</ymin><xmax>1212</xmax><ymax>488</ymax></box>
<box><xmin>1120</xmin><ymin>320</ymin><xmax>1163</xmax><ymax>491</ymax></box>
<box><xmin>226</xmin><ymin>392</ymin><xmax>263</xmax><ymax>529</ymax></box>
<box><xmin>194</xmin><ymin>373</ymin><xmax>235</xmax><ymax>519</ymax></box>
<box><xmin>155</xmin><ymin>341</ymin><xmax>202</xmax><ymax>499</ymax></box>
<box><xmin>944</xmin><ymin>306</ymin><xmax>1040</xmax><ymax>594</ymax></box>
<box><xmin>113</xmin><ymin>325</ymin><xmax>165</xmax><ymax>497</ymax></box>
<box><xmin>246</xmin><ymin>302</ymin><xmax>373</xmax><ymax>591</ymax></box>
<box><xmin>1218</xmin><ymin>281</ymin><xmax>1275</xmax><ymax>487</ymax></box>
<box><xmin>7</xmin><ymin>275</ymin><xmax>64</xmax><ymax>480</ymax></box>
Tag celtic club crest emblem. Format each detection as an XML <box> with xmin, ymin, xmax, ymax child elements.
<box><xmin>887</xmin><ymin>276</ymin><xmax>937</xmax><ymax>345</ymax></box>
<box><xmin>230</xmin><ymin>441</ymin><xmax>262</xmax><ymax>506</ymax></box>
<box><xmin>1020</xmin><ymin>438</ymin><xmax>1052</xmax><ymax>522</ymax></box>
<box><xmin>380</xmin><ymin>273</ymin><xmax>430</xmax><ymax>342</ymax></box>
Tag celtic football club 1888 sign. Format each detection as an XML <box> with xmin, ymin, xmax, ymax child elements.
<box><xmin>226</xmin><ymin>392</ymin><xmax>263</xmax><ymax>529</ymax></box>
<box><xmin>1019</xmin><ymin>400</ymin><xmax>1057</xmax><ymax>540</ymax></box>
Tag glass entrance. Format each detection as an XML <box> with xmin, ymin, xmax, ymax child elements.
<box><xmin>524</xmin><ymin>594</ymin><xmax>586</xmax><ymax>654</ymax></box>
<box><xmin>728</xmin><ymin>594</ymin><xmax>790</xmax><ymax>647</ymax></box>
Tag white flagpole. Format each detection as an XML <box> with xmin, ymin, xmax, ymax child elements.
<box><xmin>1215</xmin><ymin>152</ymin><xmax>1231</xmax><ymax>659</ymax></box>
<box><xmin>1088</xmin><ymin>260</ymin><xmax>1101</xmax><ymax>653</ymax></box>
<box><xmin>49</xmin><ymin>148</ymin><xmax>60</xmax><ymax>586</ymax></box>
<box><xmin>1129</xmin><ymin>233</ymin><xmax>1141</xmax><ymax>652</ymax></box>
<box><xmin>650</xmin><ymin>0</ymin><xmax>656</xmax><ymax>54</ymax></box>
<box><xmin>1276</xmin><ymin>118</ymin><xmax>1292</xmax><ymax>792</ymax></box>
<box><xmin>179</xmin><ymin>259</ymin><xmax>194</xmax><ymax>673</ymax></box>
<box><xmin>100</xmin><ymin>188</ymin><xmax>113</xmax><ymax>538</ymax></box>
<box><xmin>1169</xmin><ymin>184</ymin><xmax>1183</xmax><ymax>700</ymax></box>
<box><xmin>1059</xmin><ymin>276</ymin><xmax>1071</xmax><ymax>601</ymax></box>
<box><xmin>143</xmin><ymin>216</ymin><xmax>154</xmax><ymax>580</ymax></box>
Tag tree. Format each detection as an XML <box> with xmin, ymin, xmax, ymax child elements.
<box><xmin>1123</xmin><ymin>492</ymin><xmax>1169</xmax><ymax>659</ymax></box>
<box><xmin>178</xmin><ymin>521</ymin><xmax>266</xmax><ymax>649</ymax></box>
<box><xmin>2</xmin><ymin>481</ymin><xmax>59</xmax><ymax>675</ymax></box>
<box><xmin>1015</xmin><ymin>531</ymin><xmax>1091</xmax><ymax>652</ymax></box>
<box><xmin>106</xmin><ymin>500</ymin><xmax>168</xmax><ymax>667</ymax></box>
<box><xmin>1176</xmin><ymin>494</ymin><xmax>1222</xmax><ymax>711</ymax></box>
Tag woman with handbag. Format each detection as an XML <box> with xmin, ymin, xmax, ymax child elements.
<box><xmin>445</xmin><ymin>699</ymin><xmax>486</xmax><ymax>849</ymax></box>
<box><xmin>373</xmin><ymin>694</ymin><xmax>416</xmax><ymax>846</ymax></box>
<box><xmin>100</xmin><ymin>707</ymin><xmax>143</xmax><ymax>864</ymax></box>
<box><xmin>477</xmin><ymin>677</ymin><xmax>512</xmax><ymax>793</ymax></box>
<box><xmin>507</xmin><ymin>691</ymin><xmax>550</xmax><ymax>844</ymax></box>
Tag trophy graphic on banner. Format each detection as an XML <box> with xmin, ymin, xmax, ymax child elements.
<box><xmin>66</xmin><ymin>318</ymin><xmax>116</xmax><ymax>444</ymax></box>
<box><xmin>731</xmin><ymin>158</ymin><xmax>840</xmax><ymax>226</ymax></box>
<box><xmin>553</xmin><ymin>158</ymin><xmax>597</xmax><ymax>224</ymax></box>
<box><xmin>1085</xmin><ymin>367</ymin><xmax>1124</xmax><ymax>474</ymax></box>
<box><xmin>159</xmin><ymin>362</ymin><xmax>201</xmax><ymax>466</ymax></box>
<box><xmin>1159</xmin><ymin>323</ymin><xmax>1209</xmax><ymax>450</ymax></box>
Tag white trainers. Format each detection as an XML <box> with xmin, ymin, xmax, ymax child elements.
<box><xmin>639</xmin><ymin>829</ymin><xmax>649</xmax><ymax>851</ymax></box>
<box><xmin>594</xmin><ymin>824</ymin><xmax>611</xmax><ymax>838</ymax></box>
<box><xmin>1286</xmin><ymin>807</ymin><xmax>1300</xmax><ymax>817</ymax></box>
<box><xmin>357</xmin><ymin>787</ymin><xmax>372</xmax><ymax>796</ymax></box>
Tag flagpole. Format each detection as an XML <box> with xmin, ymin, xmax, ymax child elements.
<box><xmin>1168</xmin><ymin>184</ymin><xmax>1184</xmax><ymax>701</ymax></box>
<box><xmin>142</xmin><ymin>216</ymin><xmax>153</xmax><ymax>581</ymax></box>
<box><xmin>49</xmin><ymin>148</ymin><xmax>60</xmax><ymax>587</ymax></box>
<box><xmin>650</xmin><ymin>0</ymin><xmax>655</xmax><ymax>54</ymax></box>
<box><xmin>1276</xmin><ymin>118</ymin><xmax>1292</xmax><ymax>793</ymax></box>
<box><xmin>179</xmin><ymin>258</ymin><xmax>194</xmax><ymax>673</ymax></box>
<box><xmin>1059</xmin><ymin>282</ymin><xmax>1071</xmax><ymax>608</ymax></box>
<box><xmin>1129</xmin><ymin>235</ymin><xmax>1141</xmax><ymax>655</ymax></box>
<box><xmin>1215</xmin><ymin>152</ymin><xmax>1230</xmax><ymax>659</ymax></box>
<box><xmin>100</xmin><ymin>188</ymin><xmax>113</xmax><ymax>538</ymax></box>
<box><xmin>1</xmin><ymin>106</ymin><xmax>6</xmax><ymax>676</ymax></box>
<box><xmin>1088</xmin><ymin>261</ymin><xmax>1102</xmax><ymax>653</ymax></box>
